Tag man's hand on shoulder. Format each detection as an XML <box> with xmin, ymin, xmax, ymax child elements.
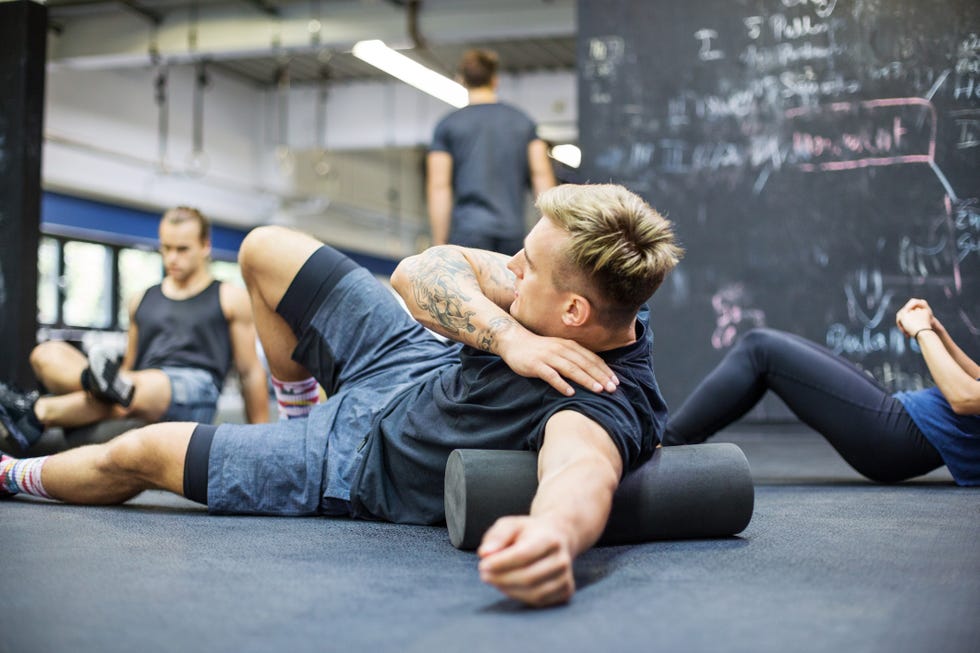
<box><xmin>496</xmin><ymin>327</ymin><xmax>619</xmax><ymax>397</ymax></box>
<box><xmin>477</xmin><ymin>515</ymin><xmax>575</xmax><ymax>607</ymax></box>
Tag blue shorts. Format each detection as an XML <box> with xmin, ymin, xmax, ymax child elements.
<box><xmin>202</xmin><ymin>247</ymin><xmax>458</xmax><ymax>516</ymax></box>
<box><xmin>160</xmin><ymin>366</ymin><xmax>220</xmax><ymax>423</ymax></box>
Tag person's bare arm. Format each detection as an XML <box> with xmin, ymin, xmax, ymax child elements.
<box><xmin>390</xmin><ymin>246</ymin><xmax>618</xmax><ymax>395</ymax></box>
<box><xmin>527</xmin><ymin>139</ymin><xmax>557</xmax><ymax>197</ymax></box>
<box><xmin>897</xmin><ymin>298</ymin><xmax>980</xmax><ymax>378</ymax></box>
<box><xmin>120</xmin><ymin>290</ymin><xmax>145</xmax><ymax>372</ymax></box>
<box><xmin>897</xmin><ymin>299</ymin><xmax>980</xmax><ymax>414</ymax></box>
<box><xmin>220</xmin><ymin>283</ymin><xmax>270</xmax><ymax>424</ymax></box>
<box><xmin>476</xmin><ymin>410</ymin><xmax>623</xmax><ymax>606</ymax></box>
<box><xmin>427</xmin><ymin>151</ymin><xmax>454</xmax><ymax>246</ymax></box>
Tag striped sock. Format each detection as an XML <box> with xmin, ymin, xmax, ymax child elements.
<box><xmin>0</xmin><ymin>454</ymin><xmax>52</xmax><ymax>499</ymax></box>
<box><xmin>271</xmin><ymin>376</ymin><xmax>321</xmax><ymax>420</ymax></box>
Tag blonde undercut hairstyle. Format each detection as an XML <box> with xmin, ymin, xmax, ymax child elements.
<box><xmin>537</xmin><ymin>184</ymin><xmax>684</xmax><ymax>329</ymax></box>
<box><xmin>161</xmin><ymin>206</ymin><xmax>211</xmax><ymax>243</ymax></box>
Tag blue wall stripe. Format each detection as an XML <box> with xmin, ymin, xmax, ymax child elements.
<box><xmin>40</xmin><ymin>191</ymin><xmax>398</xmax><ymax>276</ymax></box>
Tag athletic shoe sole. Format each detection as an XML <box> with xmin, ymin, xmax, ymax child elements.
<box><xmin>87</xmin><ymin>345</ymin><xmax>135</xmax><ymax>408</ymax></box>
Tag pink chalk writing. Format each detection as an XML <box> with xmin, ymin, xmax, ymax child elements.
<box><xmin>786</xmin><ymin>98</ymin><xmax>936</xmax><ymax>171</ymax></box>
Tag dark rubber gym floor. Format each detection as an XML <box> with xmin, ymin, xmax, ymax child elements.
<box><xmin>2</xmin><ymin>424</ymin><xmax>977</xmax><ymax>653</ymax></box>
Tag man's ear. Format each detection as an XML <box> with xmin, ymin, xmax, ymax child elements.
<box><xmin>562</xmin><ymin>294</ymin><xmax>592</xmax><ymax>327</ymax></box>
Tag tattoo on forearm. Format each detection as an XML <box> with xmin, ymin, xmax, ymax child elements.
<box><xmin>470</xmin><ymin>251</ymin><xmax>517</xmax><ymax>306</ymax></box>
<box><xmin>477</xmin><ymin>316</ymin><xmax>516</xmax><ymax>353</ymax></box>
<box><xmin>410</xmin><ymin>251</ymin><xmax>479</xmax><ymax>335</ymax></box>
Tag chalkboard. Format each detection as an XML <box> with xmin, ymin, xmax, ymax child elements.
<box><xmin>578</xmin><ymin>0</ymin><xmax>980</xmax><ymax>416</ymax></box>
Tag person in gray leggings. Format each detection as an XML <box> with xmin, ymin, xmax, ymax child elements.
<box><xmin>664</xmin><ymin>298</ymin><xmax>980</xmax><ymax>485</ymax></box>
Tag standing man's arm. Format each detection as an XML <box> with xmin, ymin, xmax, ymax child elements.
<box><xmin>527</xmin><ymin>139</ymin><xmax>557</xmax><ymax>197</ymax></box>
<box><xmin>220</xmin><ymin>283</ymin><xmax>270</xmax><ymax>424</ymax></box>
<box><xmin>478</xmin><ymin>410</ymin><xmax>622</xmax><ymax>606</ymax></box>
<box><xmin>427</xmin><ymin>151</ymin><xmax>454</xmax><ymax>246</ymax></box>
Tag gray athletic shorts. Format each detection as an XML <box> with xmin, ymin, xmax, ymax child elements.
<box><xmin>160</xmin><ymin>366</ymin><xmax>220</xmax><ymax>423</ymax></box>
<box><xmin>200</xmin><ymin>247</ymin><xmax>457</xmax><ymax>516</ymax></box>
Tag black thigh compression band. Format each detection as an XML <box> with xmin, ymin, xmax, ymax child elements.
<box><xmin>276</xmin><ymin>246</ymin><xmax>359</xmax><ymax>335</ymax></box>
<box><xmin>183</xmin><ymin>424</ymin><xmax>218</xmax><ymax>505</ymax></box>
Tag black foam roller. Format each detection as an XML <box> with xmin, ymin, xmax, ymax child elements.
<box><xmin>444</xmin><ymin>443</ymin><xmax>754</xmax><ymax>550</ymax></box>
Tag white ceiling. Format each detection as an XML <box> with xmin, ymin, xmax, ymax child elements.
<box><xmin>41</xmin><ymin>0</ymin><xmax>577</xmax><ymax>88</ymax></box>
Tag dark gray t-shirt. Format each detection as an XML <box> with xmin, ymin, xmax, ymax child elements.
<box><xmin>350</xmin><ymin>314</ymin><xmax>668</xmax><ymax>525</ymax></box>
<box><xmin>430</xmin><ymin>102</ymin><xmax>538</xmax><ymax>246</ymax></box>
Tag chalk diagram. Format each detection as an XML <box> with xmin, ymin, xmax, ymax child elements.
<box><xmin>581</xmin><ymin>3</ymin><xmax>978</xmax><ymax>394</ymax></box>
<box><xmin>780</xmin><ymin>70</ymin><xmax>979</xmax><ymax>354</ymax></box>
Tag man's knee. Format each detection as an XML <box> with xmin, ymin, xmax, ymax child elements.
<box><xmin>30</xmin><ymin>341</ymin><xmax>73</xmax><ymax>379</ymax></box>
<box><xmin>239</xmin><ymin>225</ymin><xmax>294</xmax><ymax>278</ymax></box>
<box><xmin>239</xmin><ymin>226</ymin><xmax>324</xmax><ymax>312</ymax></box>
<box><xmin>100</xmin><ymin>425</ymin><xmax>177</xmax><ymax>482</ymax></box>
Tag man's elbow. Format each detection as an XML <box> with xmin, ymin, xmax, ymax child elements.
<box><xmin>390</xmin><ymin>258</ymin><xmax>415</xmax><ymax>297</ymax></box>
<box><xmin>238</xmin><ymin>365</ymin><xmax>266</xmax><ymax>389</ymax></box>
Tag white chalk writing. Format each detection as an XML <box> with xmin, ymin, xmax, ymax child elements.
<box><xmin>956</xmin><ymin>33</ymin><xmax>980</xmax><ymax>75</ymax></box>
<box><xmin>956</xmin><ymin>118</ymin><xmax>980</xmax><ymax>149</ymax></box>
<box><xmin>954</xmin><ymin>76</ymin><xmax>980</xmax><ymax>101</ymax></box>
<box><xmin>868</xmin><ymin>361</ymin><xmax>929</xmax><ymax>394</ymax></box>
<box><xmin>955</xmin><ymin>198</ymin><xmax>980</xmax><ymax>262</ymax></box>
<box><xmin>780</xmin><ymin>0</ymin><xmax>837</xmax><ymax>19</ymax></box>
<box><xmin>695</xmin><ymin>29</ymin><xmax>724</xmax><ymax>61</ymax></box>
<box><xmin>826</xmin><ymin>324</ymin><xmax>908</xmax><ymax>357</ymax></box>
<box><xmin>844</xmin><ymin>270</ymin><xmax>894</xmax><ymax>330</ymax></box>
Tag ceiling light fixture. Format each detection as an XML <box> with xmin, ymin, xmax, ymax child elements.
<box><xmin>550</xmin><ymin>143</ymin><xmax>581</xmax><ymax>169</ymax></box>
<box><xmin>352</xmin><ymin>39</ymin><xmax>467</xmax><ymax>108</ymax></box>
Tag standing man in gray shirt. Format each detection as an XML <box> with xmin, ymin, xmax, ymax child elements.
<box><xmin>427</xmin><ymin>49</ymin><xmax>557</xmax><ymax>255</ymax></box>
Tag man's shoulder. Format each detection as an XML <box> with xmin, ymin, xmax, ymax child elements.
<box><xmin>440</xmin><ymin>103</ymin><xmax>532</xmax><ymax>126</ymax></box>
<box><xmin>494</xmin><ymin>101</ymin><xmax>534</xmax><ymax>117</ymax></box>
<box><xmin>217</xmin><ymin>282</ymin><xmax>250</xmax><ymax>319</ymax></box>
<box><xmin>131</xmin><ymin>283</ymin><xmax>161</xmax><ymax>311</ymax></box>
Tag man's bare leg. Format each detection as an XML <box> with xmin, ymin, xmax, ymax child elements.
<box><xmin>33</xmin><ymin>369</ymin><xmax>173</xmax><ymax>429</ymax></box>
<box><xmin>29</xmin><ymin>341</ymin><xmax>87</xmax><ymax>394</ymax></box>
<box><xmin>239</xmin><ymin>226</ymin><xmax>323</xmax><ymax>382</ymax></box>
<box><xmin>1</xmin><ymin>422</ymin><xmax>194</xmax><ymax>504</ymax></box>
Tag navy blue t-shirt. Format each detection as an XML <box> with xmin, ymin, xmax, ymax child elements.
<box><xmin>350</xmin><ymin>315</ymin><xmax>668</xmax><ymax>524</ymax></box>
<box><xmin>895</xmin><ymin>386</ymin><xmax>980</xmax><ymax>485</ymax></box>
<box><xmin>430</xmin><ymin>102</ymin><xmax>537</xmax><ymax>244</ymax></box>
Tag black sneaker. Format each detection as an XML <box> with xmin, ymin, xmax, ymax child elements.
<box><xmin>0</xmin><ymin>383</ymin><xmax>43</xmax><ymax>453</ymax></box>
<box><xmin>81</xmin><ymin>345</ymin><xmax>134</xmax><ymax>408</ymax></box>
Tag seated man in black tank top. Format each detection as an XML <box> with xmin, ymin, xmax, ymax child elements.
<box><xmin>0</xmin><ymin>207</ymin><xmax>269</xmax><ymax>452</ymax></box>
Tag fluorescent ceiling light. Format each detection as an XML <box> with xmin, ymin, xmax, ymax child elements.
<box><xmin>550</xmin><ymin>144</ymin><xmax>581</xmax><ymax>169</ymax></box>
<box><xmin>352</xmin><ymin>39</ymin><xmax>468</xmax><ymax>108</ymax></box>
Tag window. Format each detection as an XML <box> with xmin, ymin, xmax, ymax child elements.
<box><xmin>117</xmin><ymin>248</ymin><xmax>163</xmax><ymax>329</ymax></box>
<box><xmin>37</xmin><ymin>234</ymin><xmax>243</xmax><ymax>336</ymax></box>
<box><xmin>37</xmin><ymin>237</ymin><xmax>60</xmax><ymax>325</ymax></box>
<box><xmin>210</xmin><ymin>259</ymin><xmax>244</xmax><ymax>287</ymax></box>
<box><xmin>62</xmin><ymin>241</ymin><xmax>113</xmax><ymax>329</ymax></box>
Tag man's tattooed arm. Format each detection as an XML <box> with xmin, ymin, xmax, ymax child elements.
<box><xmin>476</xmin><ymin>316</ymin><xmax>517</xmax><ymax>354</ymax></box>
<box><xmin>392</xmin><ymin>245</ymin><xmax>521</xmax><ymax>352</ymax></box>
<box><xmin>392</xmin><ymin>245</ymin><xmax>620</xmax><ymax>396</ymax></box>
<box><xmin>407</xmin><ymin>250</ymin><xmax>478</xmax><ymax>335</ymax></box>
